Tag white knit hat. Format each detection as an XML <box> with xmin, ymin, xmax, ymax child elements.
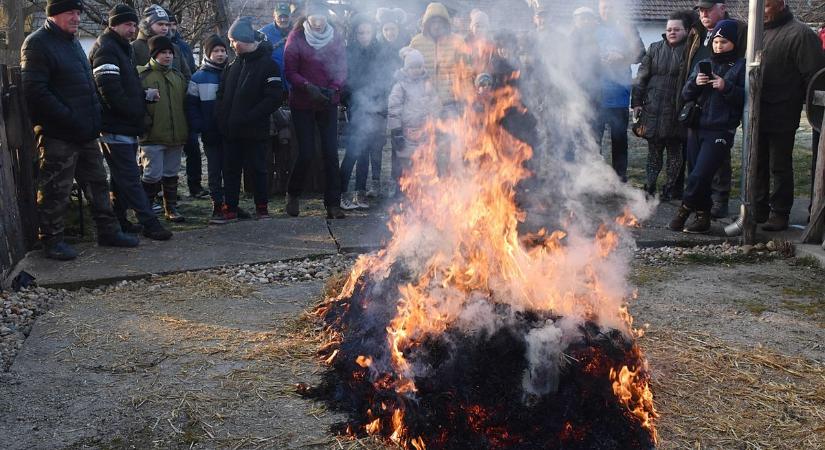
<box><xmin>399</xmin><ymin>47</ymin><xmax>425</xmax><ymax>69</ymax></box>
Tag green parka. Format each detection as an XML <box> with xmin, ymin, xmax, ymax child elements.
<box><xmin>138</xmin><ymin>59</ymin><xmax>188</xmax><ymax>146</ymax></box>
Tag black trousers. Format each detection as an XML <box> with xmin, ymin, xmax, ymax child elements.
<box><xmin>223</xmin><ymin>138</ymin><xmax>268</xmax><ymax>209</ymax></box>
<box><xmin>100</xmin><ymin>141</ymin><xmax>157</xmax><ymax>225</ymax></box>
<box><xmin>288</xmin><ymin>107</ymin><xmax>341</xmax><ymax>207</ymax></box>
<box><xmin>684</xmin><ymin>129</ymin><xmax>735</xmax><ymax>212</ymax></box>
<box><xmin>594</xmin><ymin>107</ymin><xmax>629</xmax><ymax>181</ymax></box>
<box><xmin>183</xmin><ymin>133</ymin><xmax>202</xmax><ymax>191</ymax></box>
<box><xmin>755</xmin><ymin>130</ymin><xmax>797</xmax><ymax>217</ymax></box>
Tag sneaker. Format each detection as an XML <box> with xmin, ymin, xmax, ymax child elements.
<box><xmin>221</xmin><ymin>205</ymin><xmax>239</xmax><ymax>223</ymax></box>
<box><xmin>710</xmin><ymin>201</ymin><xmax>729</xmax><ymax>219</ymax></box>
<box><xmin>209</xmin><ymin>204</ymin><xmax>227</xmax><ymax>225</ymax></box>
<box><xmin>152</xmin><ymin>200</ymin><xmax>163</xmax><ymax>214</ymax></box>
<box><xmin>326</xmin><ymin>206</ymin><xmax>346</xmax><ymax>219</ymax></box>
<box><xmin>142</xmin><ymin>219</ymin><xmax>172</xmax><ymax>241</ymax></box>
<box><xmin>237</xmin><ymin>208</ymin><xmax>252</xmax><ymax>220</ymax></box>
<box><xmin>165</xmin><ymin>207</ymin><xmax>186</xmax><ymax>223</ymax></box>
<box><xmin>355</xmin><ymin>191</ymin><xmax>370</xmax><ymax>209</ymax></box>
<box><xmin>761</xmin><ymin>213</ymin><xmax>789</xmax><ymax>232</ymax></box>
<box><xmin>44</xmin><ymin>241</ymin><xmax>78</xmax><ymax>261</ymax></box>
<box><xmin>190</xmin><ymin>186</ymin><xmax>210</xmax><ymax>199</ymax></box>
<box><xmin>286</xmin><ymin>194</ymin><xmax>299</xmax><ymax>217</ymax></box>
<box><xmin>668</xmin><ymin>205</ymin><xmax>692</xmax><ymax>231</ymax></box>
<box><xmin>684</xmin><ymin>210</ymin><xmax>711</xmax><ymax>234</ymax></box>
<box><xmin>340</xmin><ymin>194</ymin><xmax>358</xmax><ymax>210</ymax></box>
<box><xmin>98</xmin><ymin>231</ymin><xmax>140</xmax><ymax>247</ymax></box>
<box><xmin>256</xmin><ymin>204</ymin><xmax>271</xmax><ymax>220</ymax></box>
<box><xmin>366</xmin><ymin>187</ymin><xmax>379</xmax><ymax>198</ymax></box>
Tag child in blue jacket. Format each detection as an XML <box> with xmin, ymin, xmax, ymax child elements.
<box><xmin>669</xmin><ymin>20</ymin><xmax>745</xmax><ymax>234</ymax></box>
<box><xmin>187</xmin><ymin>35</ymin><xmax>227</xmax><ymax>224</ymax></box>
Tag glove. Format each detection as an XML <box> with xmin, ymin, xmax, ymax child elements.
<box><xmin>305</xmin><ymin>83</ymin><xmax>329</xmax><ymax>105</ymax></box>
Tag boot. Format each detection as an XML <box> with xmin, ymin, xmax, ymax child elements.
<box><xmin>142</xmin><ymin>218</ymin><xmax>172</xmax><ymax>241</ymax></box>
<box><xmin>761</xmin><ymin>213</ymin><xmax>789</xmax><ymax>232</ymax></box>
<box><xmin>286</xmin><ymin>194</ymin><xmax>299</xmax><ymax>217</ymax></box>
<box><xmin>684</xmin><ymin>210</ymin><xmax>711</xmax><ymax>234</ymax></box>
<box><xmin>668</xmin><ymin>205</ymin><xmax>692</xmax><ymax>231</ymax></box>
<box><xmin>221</xmin><ymin>204</ymin><xmax>239</xmax><ymax>222</ymax></box>
<box><xmin>209</xmin><ymin>202</ymin><xmax>228</xmax><ymax>225</ymax></box>
<box><xmin>162</xmin><ymin>176</ymin><xmax>185</xmax><ymax>223</ymax></box>
<box><xmin>143</xmin><ymin>181</ymin><xmax>162</xmax><ymax>214</ymax></box>
<box><xmin>710</xmin><ymin>201</ymin><xmax>729</xmax><ymax>219</ymax></box>
<box><xmin>44</xmin><ymin>240</ymin><xmax>78</xmax><ymax>261</ymax></box>
<box><xmin>118</xmin><ymin>216</ymin><xmax>143</xmax><ymax>234</ymax></box>
<box><xmin>326</xmin><ymin>205</ymin><xmax>346</xmax><ymax>219</ymax></box>
<box><xmin>98</xmin><ymin>230</ymin><xmax>140</xmax><ymax>247</ymax></box>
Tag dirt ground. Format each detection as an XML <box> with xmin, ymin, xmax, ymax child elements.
<box><xmin>1</xmin><ymin>255</ymin><xmax>823</xmax><ymax>449</ymax></box>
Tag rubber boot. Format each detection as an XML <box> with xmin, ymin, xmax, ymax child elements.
<box><xmin>162</xmin><ymin>176</ymin><xmax>185</xmax><ymax>223</ymax></box>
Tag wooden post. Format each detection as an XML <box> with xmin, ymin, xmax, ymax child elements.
<box><xmin>739</xmin><ymin>0</ymin><xmax>765</xmax><ymax>245</ymax></box>
<box><xmin>801</xmin><ymin>90</ymin><xmax>825</xmax><ymax>243</ymax></box>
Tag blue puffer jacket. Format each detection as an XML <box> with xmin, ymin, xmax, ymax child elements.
<box><xmin>682</xmin><ymin>57</ymin><xmax>746</xmax><ymax>131</ymax></box>
<box><xmin>186</xmin><ymin>59</ymin><xmax>223</xmax><ymax>143</ymax></box>
<box><xmin>259</xmin><ymin>22</ymin><xmax>290</xmax><ymax>90</ymax></box>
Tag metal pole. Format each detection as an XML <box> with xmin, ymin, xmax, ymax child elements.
<box><xmin>734</xmin><ymin>0</ymin><xmax>766</xmax><ymax>244</ymax></box>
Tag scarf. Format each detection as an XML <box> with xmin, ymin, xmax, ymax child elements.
<box><xmin>303</xmin><ymin>21</ymin><xmax>334</xmax><ymax>49</ymax></box>
<box><xmin>711</xmin><ymin>49</ymin><xmax>738</xmax><ymax>65</ymax></box>
<box><xmin>202</xmin><ymin>57</ymin><xmax>225</xmax><ymax>71</ymax></box>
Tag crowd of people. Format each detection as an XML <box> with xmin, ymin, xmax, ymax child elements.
<box><xmin>18</xmin><ymin>0</ymin><xmax>825</xmax><ymax>261</ymax></box>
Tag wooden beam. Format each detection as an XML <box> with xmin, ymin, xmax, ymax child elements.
<box><xmin>801</xmin><ymin>109</ymin><xmax>825</xmax><ymax>243</ymax></box>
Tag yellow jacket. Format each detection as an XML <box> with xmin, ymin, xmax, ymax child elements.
<box><xmin>409</xmin><ymin>2</ymin><xmax>467</xmax><ymax>105</ymax></box>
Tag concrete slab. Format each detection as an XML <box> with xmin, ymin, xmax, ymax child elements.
<box><xmin>327</xmin><ymin>211</ymin><xmax>391</xmax><ymax>252</ymax></box>
<box><xmin>19</xmin><ymin>217</ymin><xmax>337</xmax><ymax>288</ymax></box>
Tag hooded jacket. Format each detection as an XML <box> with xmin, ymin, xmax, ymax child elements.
<box><xmin>138</xmin><ymin>59</ymin><xmax>188</xmax><ymax>145</ymax></box>
<box><xmin>216</xmin><ymin>40</ymin><xmax>285</xmax><ymax>141</ymax></box>
<box><xmin>682</xmin><ymin>57</ymin><xmax>746</xmax><ymax>132</ymax></box>
<box><xmin>409</xmin><ymin>3</ymin><xmax>467</xmax><ymax>106</ymax></box>
<box><xmin>89</xmin><ymin>27</ymin><xmax>147</xmax><ymax>137</ymax></box>
<box><xmin>186</xmin><ymin>59</ymin><xmax>224</xmax><ymax>143</ymax></box>
<box><xmin>284</xmin><ymin>22</ymin><xmax>347</xmax><ymax>110</ymax></box>
<box><xmin>387</xmin><ymin>67</ymin><xmax>441</xmax><ymax>156</ymax></box>
<box><xmin>132</xmin><ymin>20</ymin><xmax>192</xmax><ymax>80</ymax></box>
<box><xmin>632</xmin><ymin>37</ymin><xmax>687</xmax><ymax>140</ymax></box>
<box><xmin>760</xmin><ymin>7</ymin><xmax>825</xmax><ymax>133</ymax></box>
<box><xmin>21</xmin><ymin>20</ymin><xmax>101</xmax><ymax>143</ymax></box>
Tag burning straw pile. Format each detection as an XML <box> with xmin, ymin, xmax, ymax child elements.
<box><xmin>310</xmin><ymin>70</ymin><xmax>656</xmax><ymax>448</ymax></box>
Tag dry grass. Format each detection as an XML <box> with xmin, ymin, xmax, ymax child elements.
<box><xmin>643</xmin><ymin>329</ymin><xmax>825</xmax><ymax>449</ymax></box>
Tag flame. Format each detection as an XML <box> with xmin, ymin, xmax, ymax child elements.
<box><xmin>610</xmin><ymin>361</ymin><xmax>659</xmax><ymax>443</ymax></box>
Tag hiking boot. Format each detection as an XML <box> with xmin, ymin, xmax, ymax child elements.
<box><xmin>162</xmin><ymin>177</ymin><xmax>185</xmax><ymax>222</ymax></box>
<box><xmin>209</xmin><ymin>204</ymin><xmax>227</xmax><ymax>225</ymax></box>
<box><xmin>118</xmin><ymin>218</ymin><xmax>143</xmax><ymax>234</ymax></box>
<box><xmin>326</xmin><ymin>206</ymin><xmax>346</xmax><ymax>219</ymax></box>
<box><xmin>355</xmin><ymin>191</ymin><xmax>370</xmax><ymax>209</ymax></box>
<box><xmin>340</xmin><ymin>193</ymin><xmax>358</xmax><ymax>210</ymax></box>
<box><xmin>44</xmin><ymin>241</ymin><xmax>78</xmax><ymax>261</ymax></box>
<box><xmin>710</xmin><ymin>201</ymin><xmax>729</xmax><ymax>219</ymax></box>
<box><xmin>256</xmin><ymin>204</ymin><xmax>271</xmax><ymax>220</ymax></box>
<box><xmin>142</xmin><ymin>219</ymin><xmax>172</xmax><ymax>241</ymax></box>
<box><xmin>684</xmin><ymin>210</ymin><xmax>711</xmax><ymax>234</ymax></box>
<box><xmin>761</xmin><ymin>213</ymin><xmax>789</xmax><ymax>232</ymax></box>
<box><xmin>668</xmin><ymin>205</ymin><xmax>692</xmax><ymax>231</ymax></box>
<box><xmin>286</xmin><ymin>194</ymin><xmax>299</xmax><ymax>217</ymax></box>
<box><xmin>237</xmin><ymin>208</ymin><xmax>252</xmax><ymax>220</ymax></box>
<box><xmin>98</xmin><ymin>231</ymin><xmax>140</xmax><ymax>247</ymax></box>
<box><xmin>221</xmin><ymin>204</ymin><xmax>239</xmax><ymax>223</ymax></box>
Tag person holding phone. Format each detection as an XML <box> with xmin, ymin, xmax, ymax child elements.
<box><xmin>669</xmin><ymin>20</ymin><xmax>745</xmax><ymax>234</ymax></box>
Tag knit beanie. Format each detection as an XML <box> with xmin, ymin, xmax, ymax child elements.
<box><xmin>711</xmin><ymin>19</ymin><xmax>738</xmax><ymax>45</ymax></box>
<box><xmin>203</xmin><ymin>34</ymin><xmax>227</xmax><ymax>57</ymax></box>
<box><xmin>306</xmin><ymin>0</ymin><xmax>329</xmax><ymax>18</ymax></box>
<box><xmin>143</xmin><ymin>4</ymin><xmax>169</xmax><ymax>26</ymax></box>
<box><xmin>165</xmin><ymin>9</ymin><xmax>178</xmax><ymax>24</ymax></box>
<box><xmin>148</xmin><ymin>35</ymin><xmax>174</xmax><ymax>58</ymax></box>
<box><xmin>46</xmin><ymin>0</ymin><xmax>83</xmax><ymax>17</ymax></box>
<box><xmin>376</xmin><ymin>7</ymin><xmax>406</xmax><ymax>25</ymax></box>
<box><xmin>470</xmin><ymin>10</ymin><xmax>490</xmax><ymax>30</ymax></box>
<box><xmin>399</xmin><ymin>47</ymin><xmax>424</xmax><ymax>69</ymax></box>
<box><xmin>228</xmin><ymin>16</ymin><xmax>261</xmax><ymax>44</ymax></box>
<box><xmin>108</xmin><ymin>4</ymin><xmax>138</xmax><ymax>27</ymax></box>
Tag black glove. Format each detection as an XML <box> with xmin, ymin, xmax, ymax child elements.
<box><xmin>305</xmin><ymin>83</ymin><xmax>329</xmax><ymax>105</ymax></box>
<box><xmin>391</xmin><ymin>128</ymin><xmax>405</xmax><ymax>152</ymax></box>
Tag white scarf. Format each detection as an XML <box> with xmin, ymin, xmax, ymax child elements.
<box><xmin>303</xmin><ymin>21</ymin><xmax>334</xmax><ymax>49</ymax></box>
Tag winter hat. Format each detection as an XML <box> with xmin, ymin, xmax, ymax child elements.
<box><xmin>148</xmin><ymin>35</ymin><xmax>174</xmax><ymax>58</ymax></box>
<box><xmin>470</xmin><ymin>9</ymin><xmax>490</xmax><ymax>30</ymax></box>
<box><xmin>475</xmin><ymin>73</ymin><xmax>493</xmax><ymax>88</ymax></box>
<box><xmin>108</xmin><ymin>4</ymin><xmax>138</xmax><ymax>27</ymax></box>
<box><xmin>228</xmin><ymin>16</ymin><xmax>261</xmax><ymax>44</ymax></box>
<box><xmin>711</xmin><ymin>19</ymin><xmax>738</xmax><ymax>44</ymax></box>
<box><xmin>306</xmin><ymin>0</ymin><xmax>329</xmax><ymax>18</ymax></box>
<box><xmin>376</xmin><ymin>8</ymin><xmax>406</xmax><ymax>25</ymax></box>
<box><xmin>46</xmin><ymin>0</ymin><xmax>83</xmax><ymax>16</ymax></box>
<box><xmin>203</xmin><ymin>34</ymin><xmax>227</xmax><ymax>57</ymax></box>
<box><xmin>143</xmin><ymin>4</ymin><xmax>169</xmax><ymax>26</ymax></box>
<box><xmin>350</xmin><ymin>13</ymin><xmax>376</xmax><ymax>33</ymax></box>
<box><xmin>165</xmin><ymin>9</ymin><xmax>178</xmax><ymax>24</ymax></box>
<box><xmin>399</xmin><ymin>47</ymin><xmax>424</xmax><ymax>69</ymax></box>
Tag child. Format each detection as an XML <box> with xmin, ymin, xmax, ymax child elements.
<box><xmin>669</xmin><ymin>20</ymin><xmax>745</xmax><ymax>234</ymax></box>
<box><xmin>187</xmin><ymin>35</ymin><xmax>228</xmax><ymax>224</ymax></box>
<box><xmin>387</xmin><ymin>47</ymin><xmax>440</xmax><ymax>194</ymax></box>
<box><xmin>139</xmin><ymin>35</ymin><xmax>189</xmax><ymax>222</ymax></box>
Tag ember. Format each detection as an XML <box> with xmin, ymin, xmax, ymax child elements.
<box><xmin>309</xmin><ymin>58</ymin><xmax>656</xmax><ymax>448</ymax></box>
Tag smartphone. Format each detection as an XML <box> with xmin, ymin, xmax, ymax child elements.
<box><xmin>699</xmin><ymin>61</ymin><xmax>712</xmax><ymax>76</ymax></box>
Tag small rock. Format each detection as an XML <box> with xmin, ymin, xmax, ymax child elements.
<box><xmin>755</xmin><ymin>243</ymin><xmax>766</xmax><ymax>251</ymax></box>
<box><xmin>766</xmin><ymin>241</ymin><xmax>776</xmax><ymax>251</ymax></box>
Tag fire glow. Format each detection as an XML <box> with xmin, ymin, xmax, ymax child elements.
<box><xmin>312</xmin><ymin>64</ymin><xmax>657</xmax><ymax>449</ymax></box>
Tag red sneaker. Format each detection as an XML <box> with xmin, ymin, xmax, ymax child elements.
<box><xmin>221</xmin><ymin>204</ymin><xmax>238</xmax><ymax>222</ymax></box>
<box><xmin>256</xmin><ymin>204</ymin><xmax>271</xmax><ymax>220</ymax></box>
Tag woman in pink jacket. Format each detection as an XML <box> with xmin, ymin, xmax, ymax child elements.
<box><xmin>283</xmin><ymin>0</ymin><xmax>347</xmax><ymax>219</ymax></box>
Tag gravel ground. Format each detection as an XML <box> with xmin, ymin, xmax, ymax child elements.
<box><xmin>635</xmin><ymin>240</ymin><xmax>797</xmax><ymax>266</ymax></box>
<box><xmin>1</xmin><ymin>287</ymin><xmax>72</xmax><ymax>371</ymax></box>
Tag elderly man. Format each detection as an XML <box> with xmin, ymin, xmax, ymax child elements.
<box><xmin>21</xmin><ymin>0</ymin><xmax>139</xmax><ymax>260</ymax></box>
<box><xmin>676</xmin><ymin>0</ymin><xmax>746</xmax><ymax>216</ymax></box>
<box><xmin>260</xmin><ymin>2</ymin><xmax>293</xmax><ymax>86</ymax></box>
<box><xmin>755</xmin><ymin>0</ymin><xmax>825</xmax><ymax>231</ymax></box>
<box><xmin>89</xmin><ymin>4</ymin><xmax>172</xmax><ymax>241</ymax></box>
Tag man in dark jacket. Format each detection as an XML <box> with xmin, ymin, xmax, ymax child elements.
<box><xmin>216</xmin><ymin>17</ymin><xmax>285</xmax><ymax>221</ymax></box>
<box><xmin>676</xmin><ymin>0</ymin><xmax>746</xmax><ymax>216</ymax></box>
<box><xmin>132</xmin><ymin>5</ymin><xmax>191</xmax><ymax>80</ymax></box>
<box><xmin>21</xmin><ymin>0</ymin><xmax>138</xmax><ymax>260</ymax></box>
<box><xmin>90</xmin><ymin>4</ymin><xmax>172</xmax><ymax>242</ymax></box>
<box><xmin>755</xmin><ymin>0</ymin><xmax>825</xmax><ymax>231</ymax></box>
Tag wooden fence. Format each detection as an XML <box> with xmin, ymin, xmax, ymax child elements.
<box><xmin>0</xmin><ymin>64</ymin><xmax>38</xmax><ymax>287</ymax></box>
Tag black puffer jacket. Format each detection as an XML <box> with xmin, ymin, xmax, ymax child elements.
<box><xmin>21</xmin><ymin>20</ymin><xmax>101</xmax><ymax>143</ymax></box>
<box><xmin>89</xmin><ymin>28</ymin><xmax>147</xmax><ymax>137</ymax></box>
<box><xmin>216</xmin><ymin>40</ymin><xmax>284</xmax><ymax>140</ymax></box>
<box><xmin>682</xmin><ymin>58</ymin><xmax>746</xmax><ymax>131</ymax></box>
<box><xmin>632</xmin><ymin>38</ymin><xmax>687</xmax><ymax>140</ymax></box>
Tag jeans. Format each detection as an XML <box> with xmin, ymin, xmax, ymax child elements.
<box><xmin>755</xmin><ymin>130</ymin><xmax>797</xmax><ymax>217</ymax></box>
<box><xmin>288</xmin><ymin>107</ymin><xmax>341</xmax><ymax>207</ymax></box>
<box><xmin>223</xmin><ymin>138</ymin><xmax>268</xmax><ymax>209</ymax></box>
<box><xmin>684</xmin><ymin>129</ymin><xmax>735</xmax><ymax>212</ymax></box>
<box><xmin>139</xmin><ymin>144</ymin><xmax>183</xmax><ymax>183</ymax></box>
<box><xmin>100</xmin><ymin>141</ymin><xmax>157</xmax><ymax>225</ymax></box>
<box><xmin>183</xmin><ymin>133</ymin><xmax>202</xmax><ymax>191</ymax></box>
<box><xmin>203</xmin><ymin>137</ymin><xmax>224</xmax><ymax>205</ymax></box>
<box><xmin>340</xmin><ymin>110</ymin><xmax>384</xmax><ymax>192</ymax></box>
<box><xmin>594</xmin><ymin>107</ymin><xmax>629</xmax><ymax>181</ymax></box>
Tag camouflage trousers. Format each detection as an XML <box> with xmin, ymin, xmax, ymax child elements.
<box><xmin>36</xmin><ymin>136</ymin><xmax>119</xmax><ymax>244</ymax></box>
